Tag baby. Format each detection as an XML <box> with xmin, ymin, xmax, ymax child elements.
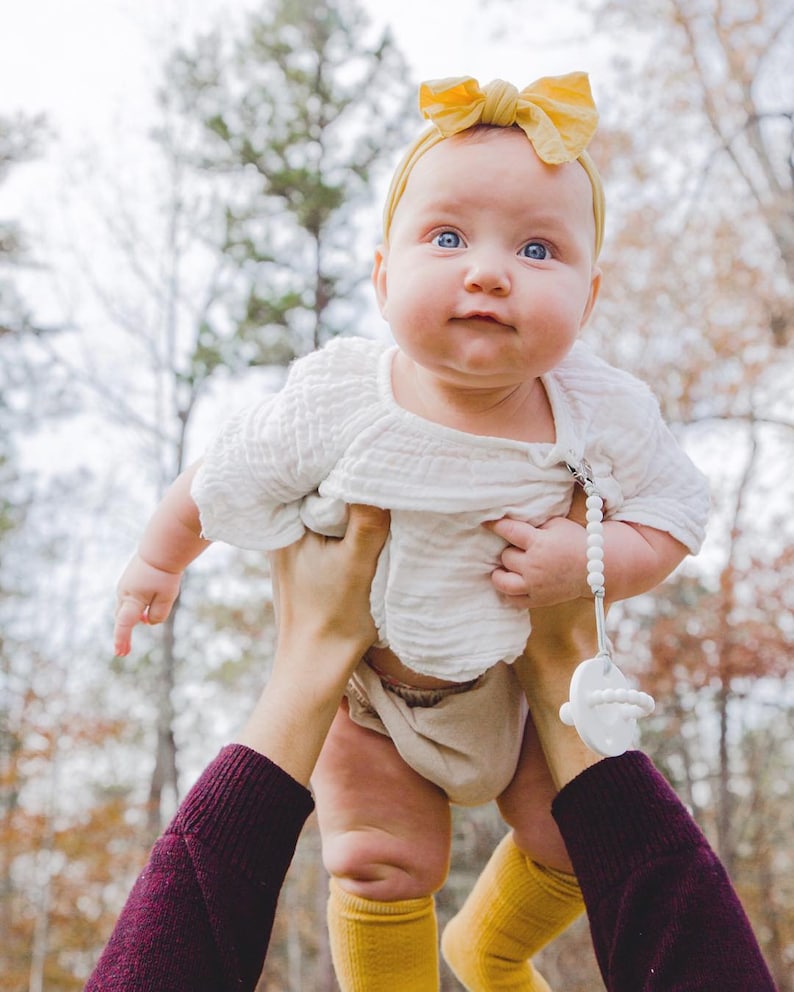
<box><xmin>114</xmin><ymin>73</ymin><xmax>709</xmax><ymax>991</ymax></box>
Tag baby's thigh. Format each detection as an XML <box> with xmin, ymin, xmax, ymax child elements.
<box><xmin>497</xmin><ymin>712</ymin><xmax>573</xmax><ymax>872</ymax></box>
<box><xmin>312</xmin><ymin>699</ymin><xmax>452</xmax><ymax>900</ymax></box>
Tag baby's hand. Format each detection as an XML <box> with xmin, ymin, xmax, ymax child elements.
<box><xmin>487</xmin><ymin>516</ymin><xmax>589</xmax><ymax>608</ymax></box>
<box><xmin>114</xmin><ymin>554</ymin><xmax>183</xmax><ymax>656</ymax></box>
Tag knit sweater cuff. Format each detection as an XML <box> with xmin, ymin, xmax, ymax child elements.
<box><xmin>551</xmin><ymin>750</ymin><xmax>707</xmax><ymax>891</ymax></box>
<box><xmin>169</xmin><ymin>743</ymin><xmax>315</xmax><ymax>884</ymax></box>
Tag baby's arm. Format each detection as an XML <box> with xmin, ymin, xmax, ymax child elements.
<box><xmin>488</xmin><ymin>514</ymin><xmax>687</xmax><ymax>609</ymax></box>
<box><xmin>114</xmin><ymin>461</ymin><xmax>210</xmax><ymax>656</ymax></box>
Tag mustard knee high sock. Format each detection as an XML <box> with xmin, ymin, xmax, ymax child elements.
<box><xmin>327</xmin><ymin>878</ymin><xmax>439</xmax><ymax>992</ymax></box>
<box><xmin>441</xmin><ymin>833</ymin><xmax>583</xmax><ymax>992</ymax></box>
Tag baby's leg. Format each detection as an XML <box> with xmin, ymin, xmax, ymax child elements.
<box><xmin>312</xmin><ymin>698</ymin><xmax>451</xmax><ymax>992</ymax></box>
<box><xmin>496</xmin><ymin>711</ymin><xmax>573</xmax><ymax>870</ymax></box>
<box><xmin>442</xmin><ymin>715</ymin><xmax>582</xmax><ymax>991</ymax></box>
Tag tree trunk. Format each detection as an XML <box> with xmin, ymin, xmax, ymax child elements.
<box><xmin>147</xmin><ymin>609</ymin><xmax>180</xmax><ymax>834</ymax></box>
<box><xmin>714</xmin><ymin>678</ymin><xmax>735</xmax><ymax>874</ymax></box>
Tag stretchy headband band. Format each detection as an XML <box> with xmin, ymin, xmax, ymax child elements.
<box><xmin>382</xmin><ymin>73</ymin><xmax>605</xmax><ymax>258</ymax></box>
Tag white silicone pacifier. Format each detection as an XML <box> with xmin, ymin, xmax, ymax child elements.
<box><xmin>559</xmin><ymin>460</ymin><xmax>655</xmax><ymax>757</ymax></box>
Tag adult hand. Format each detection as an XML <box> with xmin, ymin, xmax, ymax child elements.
<box><xmin>497</xmin><ymin>486</ymin><xmax>603</xmax><ymax>787</ymax></box>
<box><xmin>270</xmin><ymin>504</ymin><xmax>390</xmax><ymax>667</ymax></box>
<box><xmin>516</xmin><ymin>596</ymin><xmax>605</xmax><ymax>789</ymax></box>
<box><xmin>237</xmin><ymin>504</ymin><xmax>390</xmax><ymax>784</ymax></box>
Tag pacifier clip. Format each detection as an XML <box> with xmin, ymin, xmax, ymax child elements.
<box><xmin>559</xmin><ymin>458</ymin><xmax>655</xmax><ymax>756</ymax></box>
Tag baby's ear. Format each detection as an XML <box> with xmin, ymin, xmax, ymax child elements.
<box><xmin>372</xmin><ymin>245</ymin><xmax>388</xmax><ymax>316</ymax></box>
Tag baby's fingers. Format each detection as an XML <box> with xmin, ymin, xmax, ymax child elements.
<box><xmin>490</xmin><ymin>567</ymin><xmax>533</xmax><ymax>607</ymax></box>
<box><xmin>145</xmin><ymin>596</ymin><xmax>174</xmax><ymax>626</ymax></box>
<box><xmin>485</xmin><ymin>516</ymin><xmax>539</xmax><ymax>551</ymax></box>
<box><xmin>114</xmin><ymin>598</ymin><xmax>148</xmax><ymax>657</ymax></box>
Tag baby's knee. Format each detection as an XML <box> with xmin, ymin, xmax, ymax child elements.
<box><xmin>499</xmin><ymin>772</ymin><xmax>573</xmax><ymax>871</ymax></box>
<box><xmin>322</xmin><ymin>828</ymin><xmax>449</xmax><ymax>902</ymax></box>
<box><xmin>503</xmin><ymin>819</ymin><xmax>573</xmax><ymax>873</ymax></box>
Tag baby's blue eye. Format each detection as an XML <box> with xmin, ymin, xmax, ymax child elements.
<box><xmin>521</xmin><ymin>241</ymin><xmax>550</xmax><ymax>260</ymax></box>
<box><xmin>432</xmin><ymin>231</ymin><xmax>462</xmax><ymax>249</ymax></box>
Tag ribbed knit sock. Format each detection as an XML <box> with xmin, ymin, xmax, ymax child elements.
<box><xmin>441</xmin><ymin>833</ymin><xmax>583</xmax><ymax>991</ymax></box>
<box><xmin>327</xmin><ymin>877</ymin><xmax>439</xmax><ymax>991</ymax></box>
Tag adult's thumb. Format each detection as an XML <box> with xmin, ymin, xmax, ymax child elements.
<box><xmin>346</xmin><ymin>503</ymin><xmax>390</xmax><ymax>554</ymax></box>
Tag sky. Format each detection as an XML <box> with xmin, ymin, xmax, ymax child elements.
<box><xmin>0</xmin><ymin>0</ymin><xmax>601</xmax><ymax>156</ymax></box>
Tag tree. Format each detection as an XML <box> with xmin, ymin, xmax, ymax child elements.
<box><xmin>0</xmin><ymin>110</ymin><xmax>48</xmax><ymax>448</ymax></box>
<box><xmin>163</xmin><ymin>0</ymin><xmax>414</xmax><ymax>362</ymax></box>
<box><xmin>0</xmin><ymin>113</ymin><xmax>44</xmax><ymax>314</ymax></box>
<box><xmin>0</xmin><ymin>114</ymin><xmax>148</xmax><ymax>992</ymax></box>
<box><xmin>1</xmin><ymin>113</ymin><xmax>44</xmax><ymax>978</ymax></box>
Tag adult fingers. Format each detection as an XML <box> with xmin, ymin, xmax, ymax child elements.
<box><xmin>567</xmin><ymin>485</ymin><xmax>588</xmax><ymax>525</ymax></box>
<box><xmin>345</xmin><ymin>504</ymin><xmax>390</xmax><ymax>557</ymax></box>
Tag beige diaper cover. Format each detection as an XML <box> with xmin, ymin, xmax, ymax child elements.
<box><xmin>345</xmin><ymin>660</ymin><xmax>528</xmax><ymax>806</ymax></box>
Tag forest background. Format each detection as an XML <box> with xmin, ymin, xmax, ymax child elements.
<box><xmin>1</xmin><ymin>0</ymin><xmax>793</xmax><ymax>989</ymax></box>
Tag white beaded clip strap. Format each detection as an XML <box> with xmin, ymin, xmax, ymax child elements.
<box><xmin>558</xmin><ymin>459</ymin><xmax>655</xmax><ymax>756</ymax></box>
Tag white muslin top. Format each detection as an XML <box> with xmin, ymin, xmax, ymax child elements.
<box><xmin>192</xmin><ymin>336</ymin><xmax>709</xmax><ymax>681</ymax></box>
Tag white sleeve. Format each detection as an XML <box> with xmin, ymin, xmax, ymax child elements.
<box><xmin>191</xmin><ymin>352</ymin><xmax>344</xmax><ymax>551</ymax></box>
<box><xmin>588</xmin><ymin>376</ymin><xmax>710</xmax><ymax>554</ymax></box>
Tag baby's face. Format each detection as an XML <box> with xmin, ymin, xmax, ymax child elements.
<box><xmin>373</xmin><ymin>128</ymin><xmax>601</xmax><ymax>392</ymax></box>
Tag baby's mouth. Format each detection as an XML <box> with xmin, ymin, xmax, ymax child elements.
<box><xmin>456</xmin><ymin>312</ymin><xmax>510</xmax><ymax>328</ymax></box>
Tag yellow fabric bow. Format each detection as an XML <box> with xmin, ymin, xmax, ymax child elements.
<box><xmin>382</xmin><ymin>73</ymin><xmax>605</xmax><ymax>257</ymax></box>
<box><xmin>418</xmin><ymin>73</ymin><xmax>598</xmax><ymax>165</ymax></box>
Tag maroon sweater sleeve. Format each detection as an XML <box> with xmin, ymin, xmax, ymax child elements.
<box><xmin>552</xmin><ymin>751</ymin><xmax>776</xmax><ymax>992</ymax></box>
<box><xmin>85</xmin><ymin>744</ymin><xmax>315</xmax><ymax>992</ymax></box>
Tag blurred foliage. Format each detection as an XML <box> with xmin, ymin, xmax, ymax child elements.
<box><xmin>159</xmin><ymin>0</ymin><xmax>414</xmax><ymax>368</ymax></box>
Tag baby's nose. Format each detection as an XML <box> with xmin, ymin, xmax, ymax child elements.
<box><xmin>463</xmin><ymin>257</ymin><xmax>510</xmax><ymax>295</ymax></box>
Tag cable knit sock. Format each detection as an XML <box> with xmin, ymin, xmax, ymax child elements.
<box><xmin>441</xmin><ymin>833</ymin><xmax>583</xmax><ymax>991</ymax></box>
<box><xmin>327</xmin><ymin>878</ymin><xmax>439</xmax><ymax>991</ymax></box>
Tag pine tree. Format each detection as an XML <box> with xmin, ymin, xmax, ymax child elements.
<box><xmin>162</xmin><ymin>0</ymin><xmax>414</xmax><ymax>366</ymax></box>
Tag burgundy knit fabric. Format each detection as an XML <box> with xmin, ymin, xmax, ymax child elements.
<box><xmin>87</xmin><ymin>745</ymin><xmax>776</xmax><ymax>991</ymax></box>
<box><xmin>552</xmin><ymin>750</ymin><xmax>777</xmax><ymax>991</ymax></box>
<box><xmin>85</xmin><ymin>744</ymin><xmax>313</xmax><ymax>991</ymax></box>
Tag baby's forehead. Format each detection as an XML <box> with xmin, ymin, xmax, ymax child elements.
<box><xmin>403</xmin><ymin>128</ymin><xmax>592</xmax><ymax>208</ymax></box>
<box><xmin>421</xmin><ymin>124</ymin><xmax>534</xmax><ymax>161</ymax></box>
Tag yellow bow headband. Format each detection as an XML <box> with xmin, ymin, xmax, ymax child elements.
<box><xmin>382</xmin><ymin>73</ymin><xmax>605</xmax><ymax>258</ymax></box>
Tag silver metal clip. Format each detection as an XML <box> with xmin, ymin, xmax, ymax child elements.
<box><xmin>566</xmin><ymin>457</ymin><xmax>596</xmax><ymax>493</ymax></box>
